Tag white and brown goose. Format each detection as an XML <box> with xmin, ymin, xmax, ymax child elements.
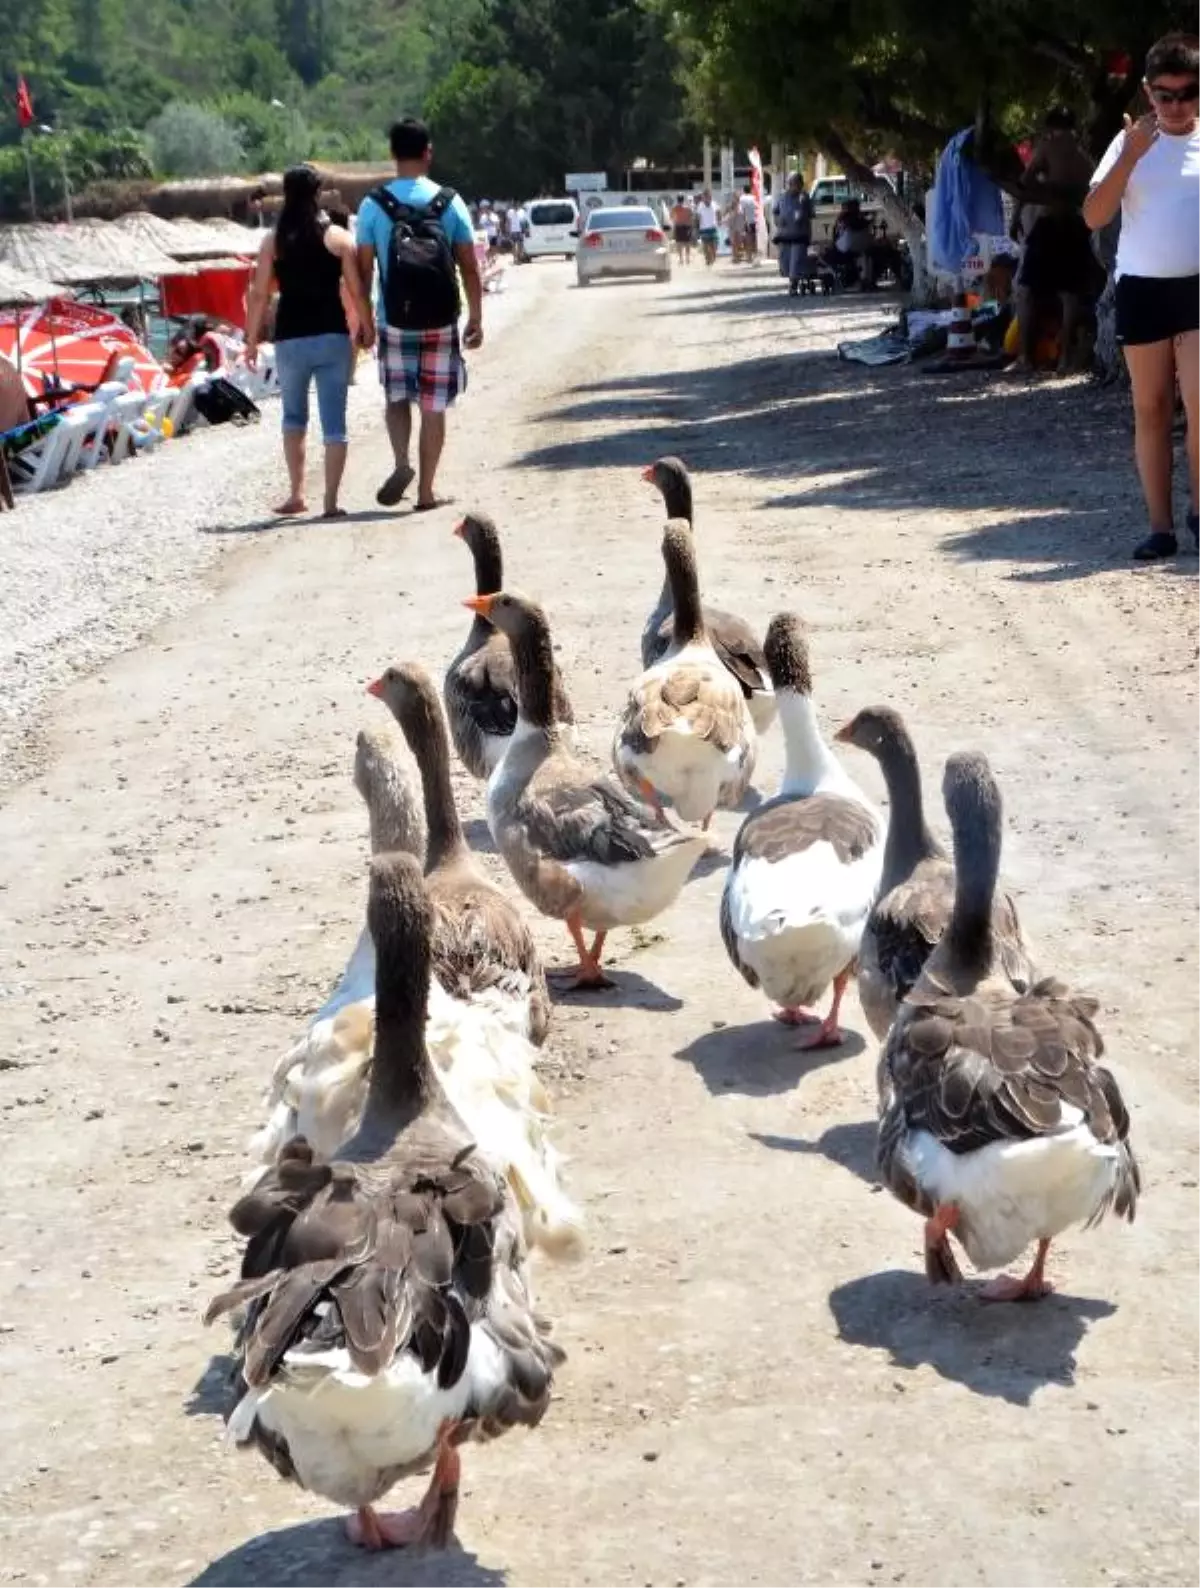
<box><xmin>614</xmin><ymin>518</ymin><xmax>756</xmax><ymax>828</ymax></box>
<box><xmin>641</xmin><ymin>456</ymin><xmax>775</xmax><ymax>733</ymax></box>
<box><xmin>211</xmin><ymin>852</ymin><xmax>563</xmax><ymax>1552</ymax></box>
<box><xmin>371</xmin><ymin>659</ymin><xmax>551</xmax><ymax>1046</ymax></box>
<box><xmin>720</xmin><ymin>613</ymin><xmax>883</xmax><ymax>1049</ymax></box>
<box><xmin>465</xmin><ymin>588</ymin><xmax>708</xmax><ymax>989</ymax></box>
<box><xmin>445</xmin><ymin>511</ymin><xmax>575</xmax><ymax>778</ymax></box>
<box><xmin>877</xmin><ymin>751</ymin><xmax>1140</xmax><ymax>1302</ymax></box>
<box><xmin>250</xmin><ymin>722</ymin><xmax>582</xmax><ymax>1260</ymax></box>
<box><xmin>834</xmin><ymin>705</ymin><xmax>1034</xmax><ymax>1040</ymax></box>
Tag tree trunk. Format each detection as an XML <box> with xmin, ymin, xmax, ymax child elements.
<box><xmin>820</xmin><ymin>125</ymin><xmax>934</xmax><ymax>304</ymax></box>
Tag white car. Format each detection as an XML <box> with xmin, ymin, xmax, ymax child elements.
<box><xmin>525</xmin><ymin>199</ymin><xmax>580</xmax><ymax>259</ymax></box>
<box><xmin>576</xmin><ymin>206</ymin><xmax>671</xmax><ymax>286</ymax></box>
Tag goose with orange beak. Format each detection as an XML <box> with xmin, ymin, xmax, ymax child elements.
<box><xmin>445</xmin><ymin>513</ymin><xmax>575</xmax><ymax>779</ymax></box>
<box><xmin>465</xmin><ymin>589</ymin><xmax>707</xmax><ymax>990</ymax></box>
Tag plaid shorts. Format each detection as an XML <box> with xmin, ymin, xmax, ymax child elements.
<box><xmin>378</xmin><ymin>324</ymin><xmax>467</xmax><ymax>412</ymax></box>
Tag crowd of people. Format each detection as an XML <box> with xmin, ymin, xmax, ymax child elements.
<box><xmin>655</xmin><ymin>180</ymin><xmax>905</xmax><ymax>297</ymax></box>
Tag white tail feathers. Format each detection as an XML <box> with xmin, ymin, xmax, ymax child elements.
<box><xmin>247</xmin><ymin>977</ymin><xmax>583</xmax><ymax>1262</ymax></box>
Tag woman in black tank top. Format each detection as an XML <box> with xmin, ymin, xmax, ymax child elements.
<box><xmin>245</xmin><ymin>164</ymin><xmax>375</xmax><ymax>518</ymax></box>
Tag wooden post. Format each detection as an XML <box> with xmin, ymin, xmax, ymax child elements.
<box><xmin>702</xmin><ymin>136</ymin><xmax>713</xmax><ymax>193</ymax></box>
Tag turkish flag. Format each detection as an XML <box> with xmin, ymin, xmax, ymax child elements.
<box><xmin>15</xmin><ymin>76</ymin><xmax>34</xmax><ymax>128</ymax></box>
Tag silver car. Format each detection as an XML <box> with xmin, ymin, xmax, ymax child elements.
<box><xmin>576</xmin><ymin>206</ymin><xmax>671</xmax><ymax>286</ymax></box>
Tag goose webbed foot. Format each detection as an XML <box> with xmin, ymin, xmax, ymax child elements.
<box><xmin>345</xmin><ymin>1421</ymin><xmax>462</xmax><ymax>1551</ymax></box>
<box><xmin>924</xmin><ymin>1203</ymin><xmax>963</xmax><ymax>1285</ymax></box>
<box><xmin>979</xmin><ymin>1239</ymin><xmax>1053</xmax><ymax>1303</ymax></box>
<box><xmin>550</xmin><ymin>916</ymin><xmax>615</xmax><ymax>990</ymax></box>
<box><xmin>796</xmin><ymin>966</ymin><xmax>852</xmax><ymax>1049</ymax></box>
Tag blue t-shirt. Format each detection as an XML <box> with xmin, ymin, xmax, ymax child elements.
<box><xmin>356</xmin><ymin>177</ymin><xmax>476</xmax><ymax>313</ymax></box>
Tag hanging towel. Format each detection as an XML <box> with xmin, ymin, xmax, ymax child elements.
<box><xmin>930</xmin><ymin>129</ymin><xmax>1005</xmax><ymax>273</ymax></box>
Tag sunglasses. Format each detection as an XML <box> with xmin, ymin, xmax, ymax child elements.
<box><xmin>1148</xmin><ymin>83</ymin><xmax>1199</xmax><ymax>105</ymax></box>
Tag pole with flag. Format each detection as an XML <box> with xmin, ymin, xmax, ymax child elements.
<box><xmin>16</xmin><ymin>76</ymin><xmax>38</xmax><ymax>220</ymax></box>
<box><xmin>748</xmin><ymin>146</ymin><xmax>768</xmax><ymax>261</ymax></box>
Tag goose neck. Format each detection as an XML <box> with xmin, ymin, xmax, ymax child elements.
<box><xmin>877</xmin><ymin>739</ymin><xmax>941</xmax><ymax>889</ymax></box>
<box><xmin>946</xmin><ymin>816</ymin><xmax>1000</xmax><ymax>974</ymax></box>
<box><xmin>665</xmin><ymin>541</ymin><xmax>704</xmax><ymax>647</ymax></box>
<box><xmin>777</xmin><ymin>691</ymin><xmax>844</xmax><ymax>795</ymax></box>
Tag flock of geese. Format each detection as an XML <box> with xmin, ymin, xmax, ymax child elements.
<box><xmin>206</xmin><ymin>457</ymin><xmax>1142</xmax><ymax>1554</ymax></box>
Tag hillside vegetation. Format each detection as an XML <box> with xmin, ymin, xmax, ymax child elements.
<box><xmin>2</xmin><ymin>0</ymin><xmax>697</xmax><ymax>217</ymax></box>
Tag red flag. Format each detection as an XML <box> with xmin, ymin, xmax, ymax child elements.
<box><xmin>15</xmin><ymin>76</ymin><xmax>34</xmax><ymax>129</ymax></box>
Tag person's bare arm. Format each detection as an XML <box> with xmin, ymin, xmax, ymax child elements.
<box><xmin>243</xmin><ymin>232</ymin><xmax>276</xmax><ymax>363</ymax></box>
<box><xmin>1084</xmin><ymin>115</ymin><xmax>1158</xmax><ymax>229</ymax></box>
<box><xmin>356</xmin><ymin>240</ymin><xmax>378</xmax><ymax>310</ymax></box>
<box><xmin>454</xmin><ymin>240</ymin><xmax>484</xmax><ymax>348</ymax></box>
<box><xmin>326</xmin><ymin>225</ymin><xmax>375</xmax><ymax>347</ymax></box>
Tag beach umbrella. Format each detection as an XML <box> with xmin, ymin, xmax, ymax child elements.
<box><xmin>0</xmin><ymin>296</ymin><xmax>165</xmax><ymax>399</ymax></box>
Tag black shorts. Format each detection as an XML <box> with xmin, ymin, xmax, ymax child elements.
<box><xmin>1018</xmin><ymin>212</ymin><xmax>1100</xmax><ymax>297</ymax></box>
<box><xmin>673</xmin><ymin>224</ymin><xmax>692</xmax><ymax>244</ymax></box>
<box><xmin>1116</xmin><ymin>274</ymin><xmax>1200</xmax><ymax>346</ymax></box>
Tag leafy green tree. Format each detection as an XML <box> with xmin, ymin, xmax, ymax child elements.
<box><xmin>145</xmin><ymin>101</ymin><xmax>245</xmax><ymax>177</ymax></box>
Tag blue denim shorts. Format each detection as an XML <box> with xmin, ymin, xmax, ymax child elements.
<box><xmin>274</xmin><ymin>332</ymin><xmax>352</xmax><ymax>445</ymax></box>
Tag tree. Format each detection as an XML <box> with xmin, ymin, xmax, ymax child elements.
<box><xmin>672</xmin><ymin>0</ymin><xmax>1194</xmax><ymax>302</ymax></box>
<box><xmin>423</xmin><ymin>0</ymin><xmax>699</xmax><ymax>195</ymax></box>
<box><xmin>144</xmin><ymin>101</ymin><xmax>245</xmax><ymax>177</ymax></box>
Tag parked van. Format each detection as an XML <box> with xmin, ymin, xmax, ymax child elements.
<box><xmin>525</xmin><ymin>198</ymin><xmax>580</xmax><ymax>259</ymax></box>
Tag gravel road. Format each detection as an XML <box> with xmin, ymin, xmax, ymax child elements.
<box><xmin>0</xmin><ymin>259</ymin><xmax>1196</xmax><ymax>1588</ymax></box>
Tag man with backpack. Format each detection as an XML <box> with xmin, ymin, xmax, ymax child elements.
<box><xmin>356</xmin><ymin>117</ymin><xmax>483</xmax><ymax>511</ymax></box>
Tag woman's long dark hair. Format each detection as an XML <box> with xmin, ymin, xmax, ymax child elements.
<box><xmin>275</xmin><ymin>164</ymin><xmax>324</xmax><ymax>262</ymax></box>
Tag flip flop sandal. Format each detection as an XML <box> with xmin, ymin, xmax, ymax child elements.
<box><xmin>321</xmin><ymin>506</ymin><xmax>349</xmax><ymax>520</ymax></box>
<box><xmin>376</xmin><ymin>465</ymin><xmax>415</xmax><ymax>507</ymax></box>
<box><xmin>413</xmin><ymin>497</ymin><xmax>456</xmax><ymax>513</ymax></box>
<box><xmin>1132</xmin><ymin>530</ymin><xmax>1178</xmax><ymax>561</ymax></box>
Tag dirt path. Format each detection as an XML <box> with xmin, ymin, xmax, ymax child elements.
<box><xmin>0</xmin><ymin>260</ymin><xmax>1195</xmax><ymax>1588</ymax></box>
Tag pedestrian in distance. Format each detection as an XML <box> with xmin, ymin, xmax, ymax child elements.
<box><xmin>356</xmin><ymin>117</ymin><xmax>484</xmax><ymax>514</ymax></box>
<box><xmin>772</xmin><ymin>173</ymin><xmax>814</xmax><ymax>296</ymax></box>
<box><xmin>695</xmin><ymin>189</ymin><xmax>720</xmax><ymax>267</ymax></box>
<box><xmin>670</xmin><ymin>194</ymin><xmax>694</xmax><ymax>265</ymax></box>
<box><xmin>244</xmin><ymin>163</ymin><xmax>375</xmax><ymax>519</ymax></box>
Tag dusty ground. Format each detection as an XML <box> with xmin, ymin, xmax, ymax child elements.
<box><xmin>0</xmin><ymin>259</ymin><xmax>1196</xmax><ymax>1588</ymax></box>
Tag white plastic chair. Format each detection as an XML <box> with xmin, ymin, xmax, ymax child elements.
<box><xmin>56</xmin><ymin>402</ymin><xmax>108</xmax><ymax>478</ymax></box>
<box><xmin>110</xmin><ymin>391</ymin><xmax>163</xmax><ymax>463</ymax></box>
<box><xmin>165</xmin><ymin>370</ymin><xmax>207</xmax><ymax>436</ymax></box>
<box><xmin>5</xmin><ymin>414</ymin><xmax>71</xmax><ymax>493</ymax></box>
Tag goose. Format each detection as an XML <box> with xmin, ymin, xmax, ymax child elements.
<box><xmin>465</xmin><ymin>588</ymin><xmax>708</xmax><ymax>989</ymax></box>
<box><xmin>834</xmin><ymin>705</ymin><xmax>1034</xmax><ymax>1040</ymax></box>
<box><xmin>614</xmin><ymin>518</ymin><xmax>756</xmax><ymax>828</ymax></box>
<box><xmin>371</xmin><ymin>659</ymin><xmax>550</xmax><ymax>1046</ymax></box>
<box><xmin>641</xmin><ymin>456</ymin><xmax>776</xmax><ymax>733</ymax></box>
<box><xmin>877</xmin><ymin>751</ymin><xmax>1140</xmax><ymax>1302</ymax></box>
<box><xmin>250</xmin><ymin>724</ymin><xmax>582</xmax><ymax>1261</ymax></box>
<box><xmin>445</xmin><ymin>511</ymin><xmax>575</xmax><ymax>779</ymax></box>
<box><xmin>210</xmin><ymin>852</ymin><xmax>564</xmax><ymax>1551</ymax></box>
<box><xmin>720</xmin><ymin>613</ymin><xmax>883</xmax><ymax>1049</ymax></box>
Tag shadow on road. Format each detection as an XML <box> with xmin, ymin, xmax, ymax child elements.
<box><xmin>749</xmin><ymin>1119</ymin><xmax>879</xmax><ymax>1185</ymax></box>
<box><xmin>185</xmin><ymin>1351</ymin><xmax>236</xmax><ymax>1418</ymax></box>
<box><xmin>549</xmin><ymin>966</ymin><xmax>684</xmax><ymax>1013</ymax></box>
<box><xmin>828</xmin><ymin>1268</ymin><xmax>1117</xmax><ymax>1405</ymax></box>
<box><xmin>511</xmin><ymin>332</ymin><xmax>1184</xmax><ymax>582</ymax></box>
<box><xmin>676</xmin><ymin>1017</ymin><xmax>867</xmax><ymax>1097</ymax></box>
<box><xmin>191</xmin><ymin>1518</ymin><xmax>506</xmax><ymax>1587</ymax></box>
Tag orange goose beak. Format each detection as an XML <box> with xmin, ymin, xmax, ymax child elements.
<box><xmin>463</xmin><ymin>594</ymin><xmax>496</xmax><ymax>617</ymax></box>
<box><xmin>832</xmin><ymin>720</ymin><xmax>852</xmax><ymax>743</ymax></box>
<box><xmin>452</xmin><ymin>518</ymin><xmax>467</xmax><ymax>539</ymax></box>
<box><xmin>366</xmin><ymin>677</ymin><xmax>385</xmax><ymax>698</ymax></box>
<box><xmin>640</xmin><ymin>465</ymin><xmax>656</xmax><ymax>483</ymax></box>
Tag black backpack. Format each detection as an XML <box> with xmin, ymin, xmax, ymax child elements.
<box><xmin>193</xmin><ymin>376</ymin><xmax>260</xmax><ymax>427</ymax></box>
<box><xmin>369</xmin><ymin>185</ymin><xmax>460</xmax><ymax>331</ymax></box>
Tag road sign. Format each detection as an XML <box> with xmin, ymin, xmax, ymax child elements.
<box><xmin>565</xmin><ymin>172</ymin><xmax>606</xmax><ymax>191</ymax></box>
